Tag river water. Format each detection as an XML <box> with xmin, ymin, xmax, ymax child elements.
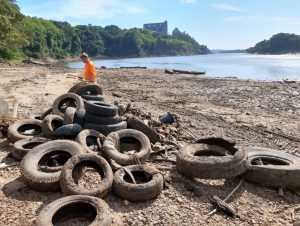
<box><xmin>68</xmin><ymin>53</ymin><xmax>300</xmax><ymax>81</ymax></box>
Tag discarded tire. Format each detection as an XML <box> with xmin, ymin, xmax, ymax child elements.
<box><xmin>8</xmin><ymin>119</ymin><xmax>43</xmax><ymax>143</ymax></box>
<box><xmin>36</xmin><ymin>195</ymin><xmax>111</xmax><ymax>226</ymax></box>
<box><xmin>60</xmin><ymin>154</ymin><xmax>113</xmax><ymax>197</ymax></box>
<box><xmin>41</xmin><ymin>115</ymin><xmax>64</xmax><ymax>138</ymax></box>
<box><xmin>75</xmin><ymin>83</ymin><xmax>103</xmax><ymax>96</ymax></box>
<box><xmin>39</xmin><ymin>107</ymin><xmax>52</xmax><ymax>120</ymax></box>
<box><xmin>12</xmin><ymin>137</ymin><xmax>50</xmax><ymax>161</ymax></box>
<box><xmin>20</xmin><ymin>140</ymin><xmax>85</xmax><ymax>191</ymax></box>
<box><xmin>64</xmin><ymin>107</ymin><xmax>76</xmax><ymax>125</ymax></box>
<box><xmin>84</xmin><ymin>121</ymin><xmax>127</xmax><ymax>136</ymax></box>
<box><xmin>68</xmin><ymin>81</ymin><xmax>89</xmax><ymax>93</ymax></box>
<box><xmin>76</xmin><ymin>129</ymin><xmax>105</xmax><ymax>154</ymax></box>
<box><xmin>244</xmin><ymin>147</ymin><xmax>300</xmax><ymax>189</ymax></box>
<box><xmin>74</xmin><ymin>108</ymin><xmax>86</xmax><ymax>126</ymax></box>
<box><xmin>52</xmin><ymin>124</ymin><xmax>83</xmax><ymax>139</ymax></box>
<box><xmin>176</xmin><ymin>143</ymin><xmax>249</xmax><ymax>179</ymax></box>
<box><xmin>52</xmin><ymin>93</ymin><xmax>84</xmax><ymax>117</ymax></box>
<box><xmin>113</xmin><ymin>165</ymin><xmax>164</xmax><ymax>202</ymax></box>
<box><xmin>82</xmin><ymin>94</ymin><xmax>105</xmax><ymax>101</ymax></box>
<box><xmin>127</xmin><ymin>116</ymin><xmax>160</xmax><ymax>144</ymax></box>
<box><xmin>103</xmin><ymin>129</ymin><xmax>151</xmax><ymax>166</ymax></box>
<box><xmin>85</xmin><ymin>111</ymin><xmax>121</xmax><ymax>125</ymax></box>
<box><xmin>85</xmin><ymin>101</ymin><xmax>118</xmax><ymax>117</ymax></box>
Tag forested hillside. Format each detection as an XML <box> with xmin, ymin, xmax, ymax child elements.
<box><xmin>247</xmin><ymin>33</ymin><xmax>300</xmax><ymax>54</ymax></box>
<box><xmin>0</xmin><ymin>0</ymin><xmax>210</xmax><ymax>61</ymax></box>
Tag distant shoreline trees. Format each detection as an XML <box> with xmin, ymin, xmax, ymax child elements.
<box><xmin>0</xmin><ymin>0</ymin><xmax>210</xmax><ymax>61</ymax></box>
<box><xmin>247</xmin><ymin>33</ymin><xmax>300</xmax><ymax>54</ymax></box>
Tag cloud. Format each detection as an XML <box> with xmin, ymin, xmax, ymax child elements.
<box><xmin>212</xmin><ymin>3</ymin><xmax>243</xmax><ymax>12</ymax></box>
<box><xmin>180</xmin><ymin>0</ymin><xmax>197</xmax><ymax>4</ymax></box>
<box><xmin>21</xmin><ymin>0</ymin><xmax>146</xmax><ymax>20</ymax></box>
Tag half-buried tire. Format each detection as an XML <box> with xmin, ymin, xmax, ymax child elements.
<box><xmin>244</xmin><ymin>147</ymin><xmax>300</xmax><ymax>189</ymax></box>
<box><xmin>176</xmin><ymin>143</ymin><xmax>249</xmax><ymax>179</ymax></box>
<box><xmin>36</xmin><ymin>195</ymin><xmax>111</xmax><ymax>226</ymax></box>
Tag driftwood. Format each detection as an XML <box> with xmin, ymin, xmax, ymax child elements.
<box><xmin>120</xmin><ymin>66</ymin><xmax>147</xmax><ymax>69</ymax></box>
<box><xmin>173</xmin><ymin>69</ymin><xmax>205</xmax><ymax>75</ymax></box>
<box><xmin>22</xmin><ymin>58</ymin><xmax>51</xmax><ymax>66</ymax></box>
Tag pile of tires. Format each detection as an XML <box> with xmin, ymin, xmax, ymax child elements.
<box><xmin>84</xmin><ymin>101</ymin><xmax>127</xmax><ymax>135</ymax></box>
<box><xmin>6</xmin><ymin>82</ymin><xmax>167</xmax><ymax>225</ymax></box>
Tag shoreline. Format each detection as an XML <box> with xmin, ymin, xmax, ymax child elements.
<box><xmin>0</xmin><ymin>65</ymin><xmax>299</xmax><ymax>225</ymax></box>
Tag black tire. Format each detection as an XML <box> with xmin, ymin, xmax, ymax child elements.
<box><xmin>113</xmin><ymin>165</ymin><xmax>163</xmax><ymax>202</ymax></box>
<box><xmin>39</xmin><ymin>107</ymin><xmax>52</xmax><ymax>120</ymax></box>
<box><xmin>64</xmin><ymin>107</ymin><xmax>76</xmax><ymax>125</ymax></box>
<box><xmin>20</xmin><ymin>140</ymin><xmax>85</xmax><ymax>191</ymax></box>
<box><xmin>12</xmin><ymin>137</ymin><xmax>51</xmax><ymax>161</ymax></box>
<box><xmin>176</xmin><ymin>143</ymin><xmax>249</xmax><ymax>179</ymax></box>
<box><xmin>52</xmin><ymin>124</ymin><xmax>83</xmax><ymax>139</ymax></box>
<box><xmin>74</xmin><ymin>108</ymin><xmax>86</xmax><ymax>126</ymax></box>
<box><xmin>103</xmin><ymin>129</ymin><xmax>151</xmax><ymax>166</ymax></box>
<box><xmin>60</xmin><ymin>154</ymin><xmax>113</xmax><ymax>197</ymax></box>
<box><xmin>127</xmin><ymin>116</ymin><xmax>160</xmax><ymax>144</ymax></box>
<box><xmin>68</xmin><ymin>81</ymin><xmax>89</xmax><ymax>93</ymax></box>
<box><xmin>36</xmin><ymin>195</ymin><xmax>111</xmax><ymax>226</ymax></box>
<box><xmin>42</xmin><ymin>115</ymin><xmax>64</xmax><ymax>138</ymax></box>
<box><xmin>84</xmin><ymin>121</ymin><xmax>127</xmax><ymax>136</ymax></box>
<box><xmin>82</xmin><ymin>94</ymin><xmax>105</xmax><ymax>101</ymax></box>
<box><xmin>85</xmin><ymin>101</ymin><xmax>118</xmax><ymax>117</ymax></box>
<box><xmin>8</xmin><ymin>119</ymin><xmax>43</xmax><ymax>143</ymax></box>
<box><xmin>244</xmin><ymin>147</ymin><xmax>300</xmax><ymax>189</ymax></box>
<box><xmin>75</xmin><ymin>83</ymin><xmax>103</xmax><ymax>96</ymax></box>
<box><xmin>75</xmin><ymin>129</ymin><xmax>105</xmax><ymax>154</ymax></box>
<box><xmin>85</xmin><ymin>111</ymin><xmax>121</xmax><ymax>125</ymax></box>
<box><xmin>52</xmin><ymin>93</ymin><xmax>84</xmax><ymax>117</ymax></box>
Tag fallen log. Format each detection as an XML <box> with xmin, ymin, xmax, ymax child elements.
<box><xmin>173</xmin><ymin>69</ymin><xmax>205</xmax><ymax>75</ymax></box>
<box><xmin>120</xmin><ymin>66</ymin><xmax>147</xmax><ymax>69</ymax></box>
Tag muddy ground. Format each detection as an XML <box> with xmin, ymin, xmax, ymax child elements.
<box><xmin>0</xmin><ymin>64</ymin><xmax>299</xmax><ymax>225</ymax></box>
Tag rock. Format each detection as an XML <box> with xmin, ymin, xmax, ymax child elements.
<box><xmin>124</xmin><ymin>200</ymin><xmax>130</xmax><ymax>206</ymax></box>
<box><xmin>176</xmin><ymin>197</ymin><xmax>183</xmax><ymax>203</ymax></box>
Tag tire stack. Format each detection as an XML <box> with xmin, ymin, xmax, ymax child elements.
<box><xmin>83</xmin><ymin>100</ymin><xmax>127</xmax><ymax>135</ymax></box>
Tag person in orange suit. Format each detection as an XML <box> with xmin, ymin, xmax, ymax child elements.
<box><xmin>80</xmin><ymin>53</ymin><xmax>97</xmax><ymax>83</ymax></box>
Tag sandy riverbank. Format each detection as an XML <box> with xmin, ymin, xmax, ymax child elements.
<box><xmin>0</xmin><ymin>64</ymin><xmax>299</xmax><ymax>225</ymax></box>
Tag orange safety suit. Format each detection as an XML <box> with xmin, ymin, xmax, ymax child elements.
<box><xmin>84</xmin><ymin>60</ymin><xmax>96</xmax><ymax>82</ymax></box>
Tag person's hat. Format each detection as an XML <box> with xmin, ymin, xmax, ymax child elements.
<box><xmin>80</xmin><ymin>52</ymin><xmax>88</xmax><ymax>58</ymax></box>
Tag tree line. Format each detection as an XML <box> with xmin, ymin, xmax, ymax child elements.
<box><xmin>0</xmin><ymin>0</ymin><xmax>210</xmax><ymax>61</ymax></box>
<box><xmin>247</xmin><ymin>33</ymin><xmax>300</xmax><ymax>54</ymax></box>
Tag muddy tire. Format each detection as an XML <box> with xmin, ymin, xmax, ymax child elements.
<box><xmin>60</xmin><ymin>154</ymin><xmax>113</xmax><ymax>197</ymax></box>
<box><xmin>176</xmin><ymin>143</ymin><xmax>249</xmax><ymax>179</ymax></box>
<box><xmin>74</xmin><ymin>109</ymin><xmax>86</xmax><ymax>126</ymax></box>
<box><xmin>75</xmin><ymin>129</ymin><xmax>105</xmax><ymax>154</ymax></box>
<box><xmin>82</xmin><ymin>94</ymin><xmax>105</xmax><ymax>101</ymax></box>
<box><xmin>127</xmin><ymin>116</ymin><xmax>160</xmax><ymax>144</ymax></box>
<box><xmin>12</xmin><ymin>137</ymin><xmax>51</xmax><ymax>161</ymax></box>
<box><xmin>113</xmin><ymin>165</ymin><xmax>163</xmax><ymax>202</ymax></box>
<box><xmin>39</xmin><ymin>107</ymin><xmax>52</xmax><ymax>120</ymax></box>
<box><xmin>36</xmin><ymin>195</ymin><xmax>111</xmax><ymax>226</ymax></box>
<box><xmin>84</xmin><ymin>121</ymin><xmax>127</xmax><ymax>136</ymax></box>
<box><xmin>85</xmin><ymin>111</ymin><xmax>121</xmax><ymax>125</ymax></box>
<box><xmin>75</xmin><ymin>84</ymin><xmax>103</xmax><ymax>96</ymax></box>
<box><xmin>68</xmin><ymin>81</ymin><xmax>89</xmax><ymax>93</ymax></box>
<box><xmin>244</xmin><ymin>147</ymin><xmax>300</xmax><ymax>189</ymax></box>
<box><xmin>52</xmin><ymin>124</ymin><xmax>83</xmax><ymax>139</ymax></box>
<box><xmin>20</xmin><ymin>140</ymin><xmax>85</xmax><ymax>191</ymax></box>
<box><xmin>64</xmin><ymin>107</ymin><xmax>76</xmax><ymax>125</ymax></box>
<box><xmin>52</xmin><ymin>93</ymin><xmax>84</xmax><ymax>117</ymax></box>
<box><xmin>103</xmin><ymin>129</ymin><xmax>151</xmax><ymax>166</ymax></box>
<box><xmin>42</xmin><ymin>115</ymin><xmax>64</xmax><ymax>138</ymax></box>
<box><xmin>85</xmin><ymin>101</ymin><xmax>118</xmax><ymax>117</ymax></box>
<box><xmin>8</xmin><ymin>119</ymin><xmax>43</xmax><ymax>143</ymax></box>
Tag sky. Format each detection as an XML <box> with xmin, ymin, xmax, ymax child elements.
<box><xmin>17</xmin><ymin>0</ymin><xmax>300</xmax><ymax>49</ymax></box>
